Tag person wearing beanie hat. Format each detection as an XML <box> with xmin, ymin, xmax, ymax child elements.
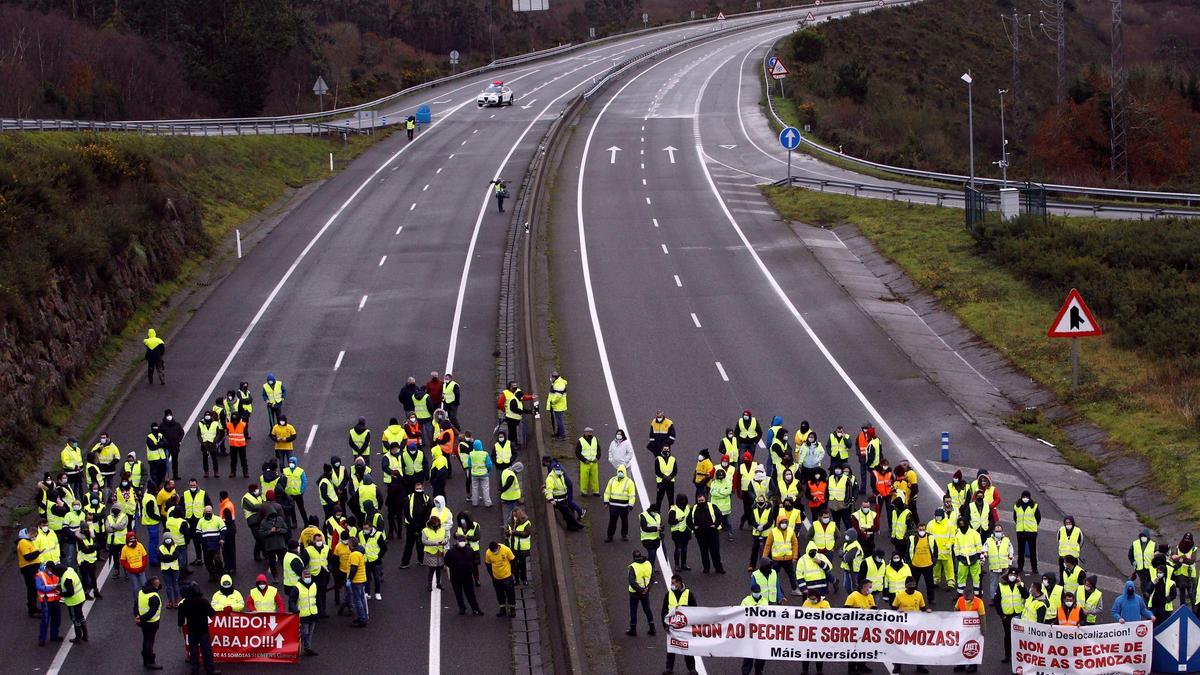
<box><xmin>740</xmin><ymin>583</ymin><xmax>769</xmax><ymax>674</ymax></box>
<box><xmin>120</xmin><ymin>531</ymin><xmax>150</xmax><ymax>606</ymax></box>
<box><xmin>735</xmin><ymin>451</ymin><xmax>761</xmax><ymax>530</ymax></box>
<box><xmin>1129</xmin><ymin>528</ymin><xmax>1156</xmax><ymax>596</ymax></box>
<box><xmin>946</xmin><ymin>470</ymin><xmax>968</xmax><ymax>512</ymax></box>
<box><xmin>626</xmin><ymin>549</ymin><xmax>655</xmax><ymax>637</ymax></box>
<box><xmin>1079</xmin><ymin>574</ymin><xmax>1103</xmax><ymax>624</ymax></box>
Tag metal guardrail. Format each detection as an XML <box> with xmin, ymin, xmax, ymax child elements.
<box><xmin>759</xmin><ymin>38</ymin><xmax>1200</xmax><ymax>206</ymax></box>
<box><xmin>0</xmin><ymin>2</ymin><xmax>842</xmax><ymax>136</ymax></box>
<box><xmin>778</xmin><ymin>174</ymin><xmax>1200</xmax><ymax>219</ymax></box>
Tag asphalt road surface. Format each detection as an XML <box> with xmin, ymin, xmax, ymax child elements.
<box><xmin>0</xmin><ymin>12</ymin><xmax>827</xmax><ymax>675</ymax></box>
<box><xmin>548</xmin><ymin>15</ymin><xmax>1127</xmax><ymax>675</ymax></box>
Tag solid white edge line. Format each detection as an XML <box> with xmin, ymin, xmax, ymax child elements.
<box><xmin>334</xmin><ymin>350</ymin><xmax>345</xmax><ymax>371</ymax></box>
<box><xmin>304</xmin><ymin>424</ymin><xmax>319</xmax><ymax>454</ymax></box>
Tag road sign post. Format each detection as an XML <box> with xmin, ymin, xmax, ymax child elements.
<box><xmin>642</xmin><ymin>12</ymin><xmax>649</xmax><ymax>28</ymax></box>
<box><xmin>450</xmin><ymin>50</ymin><xmax>460</xmax><ymax>76</ymax></box>
<box><xmin>312</xmin><ymin>76</ymin><xmax>329</xmax><ymax>112</ymax></box>
<box><xmin>1047</xmin><ymin>288</ymin><xmax>1102</xmax><ymax>394</ymax></box>
<box><xmin>940</xmin><ymin>431</ymin><xmax>950</xmax><ymax>462</ymax></box>
<box><xmin>779</xmin><ymin>126</ymin><xmax>801</xmax><ymax>184</ymax></box>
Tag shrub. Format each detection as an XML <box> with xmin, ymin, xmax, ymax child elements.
<box><xmin>790</xmin><ymin>29</ymin><xmax>826</xmax><ymax>64</ymax></box>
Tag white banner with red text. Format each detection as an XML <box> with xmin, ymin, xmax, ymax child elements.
<box><xmin>665</xmin><ymin>605</ymin><xmax>984</xmax><ymax>665</ymax></box>
<box><xmin>1010</xmin><ymin>619</ymin><xmax>1152</xmax><ymax>675</ymax></box>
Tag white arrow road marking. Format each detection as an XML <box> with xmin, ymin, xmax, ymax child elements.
<box><xmin>606</xmin><ymin>146</ymin><xmax>622</xmax><ymax>164</ymax></box>
<box><xmin>662</xmin><ymin>145</ymin><xmax>678</xmax><ymax>163</ymax></box>
<box><xmin>521</xmin><ymin>98</ymin><xmax>538</xmax><ymax>109</ymax></box>
<box><xmin>719</xmin><ymin>144</ymin><xmax>737</xmax><ymax>149</ymax></box>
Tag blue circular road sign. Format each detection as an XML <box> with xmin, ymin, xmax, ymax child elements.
<box><xmin>779</xmin><ymin>126</ymin><xmax>801</xmax><ymax>150</ymax></box>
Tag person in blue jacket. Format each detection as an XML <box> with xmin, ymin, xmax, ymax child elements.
<box><xmin>1111</xmin><ymin>580</ymin><xmax>1154</xmax><ymax>623</ymax></box>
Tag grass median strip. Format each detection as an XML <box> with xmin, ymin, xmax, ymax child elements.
<box><xmin>761</xmin><ymin>186</ymin><xmax>1199</xmax><ymax>521</ymax></box>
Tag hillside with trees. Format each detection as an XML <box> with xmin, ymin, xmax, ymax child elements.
<box><xmin>781</xmin><ymin>0</ymin><xmax>1200</xmax><ymax>190</ymax></box>
<box><xmin>1</xmin><ymin>0</ymin><xmax>793</xmax><ymax>120</ymax></box>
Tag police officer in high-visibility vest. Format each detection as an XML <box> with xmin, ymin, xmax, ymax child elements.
<box><xmin>135</xmin><ymin>576</ymin><xmax>163</xmax><ymax>670</ymax></box>
<box><xmin>626</xmin><ymin>549</ymin><xmax>655</xmax><ymax>637</ymax></box>
<box><xmin>993</xmin><ymin>568</ymin><xmax>1026</xmax><ymax>662</ymax></box>
<box><xmin>661</xmin><ymin>574</ymin><xmax>696</xmax><ymax>674</ymax></box>
<box><xmin>638</xmin><ymin>508</ymin><xmax>662</xmax><ymax>561</ymax></box>
<box><xmin>575</xmin><ymin>427</ymin><xmax>600</xmax><ymax>496</ymax></box>
<box><xmin>262</xmin><ymin>373</ymin><xmax>286</xmax><ymax>431</ymax></box>
<box><xmin>548</xmin><ymin>371</ymin><xmax>568</xmax><ymax>439</ymax></box>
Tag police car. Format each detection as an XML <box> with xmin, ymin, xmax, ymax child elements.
<box><xmin>477</xmin><ymin>81</ymin><xmax>514</xmax><ymax>107</ymax></box>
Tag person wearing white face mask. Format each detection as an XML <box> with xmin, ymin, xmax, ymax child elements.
<box><xmin>445</xmin><ymin>535</ymin><xmax>484</xmax><ymax>615</ymax></box>
<box><xmin>159</xmin><ymin>409</ymin><xmax>184</xmax><ymax>481</ymax></box>
<box><xmin>1013</xmin><ymin>490</ymin><xmax>1041</xmax><ymax>575</ymax></box>
<box><xmin>607</xmin><ymin>429</ymin><xmax>633</xmax><ymax>473</ymax></box>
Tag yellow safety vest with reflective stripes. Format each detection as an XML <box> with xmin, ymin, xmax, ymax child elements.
<box><xmin>138</xmin><ymin>589</ymin><xmax>161</xmax><ymax>622</ymax></box>
<box><xmin>998</xmin><ymin>582</ymin><xmax>1026</xmax><ymax>616</ymax></box>
<box><xmin>1014</xmin><ymin>504</ymin><xmax>1039</xmax><ymax>533</ymax></box>
<box><xmin>628</xmin><ymin>560</ymin><xmax>652</xmax><ymax>592</ymax></box>
<box><xmin>263</xmin><ymin>381</ymin><xmax>284</xmax><ymax>405</ymax></box>
<box><xmin>1057</xmin><ymin>526</ymin><xmax>1082</xmax><ymax>558</ymax></box>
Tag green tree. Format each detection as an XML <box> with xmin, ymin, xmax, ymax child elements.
<box><xmin>790</xmin><ymin>29</ymin><xmax>826</xmax><ymax>64</ymax></box>
<box><xmin>834</xmin><ymin>60</ymin><xmax>869</xmax><ymax>103</ymax></box>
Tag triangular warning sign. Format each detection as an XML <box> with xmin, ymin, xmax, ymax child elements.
<box><xmin>769</xmin><ymin>60</ymin><xmax>789</xmax><ymax>79</ymax></box>
<box><xmin>806</xmin><ymin>12</ymin><xmax>816</xmax><ymax>21</ymax></box>
<box><xmin>717</xmin><ymin>12</ymin><xmax>726</xmax><ymax>20</ymax></box>
<box><xmin>1047</xmin><ymin>288</ymin><xmax>1103</xmax><ymax>337</ymax></box>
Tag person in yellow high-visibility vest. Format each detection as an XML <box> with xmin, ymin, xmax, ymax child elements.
<box><xmin>261</xmin><ymin>373</ymin><xmax>286</xmax><ymax>431</ymax></box>
<box><xmin>547</xmin><ymin>372</ymin><xmax>568</xmax><ymax>439</ymax></box>
<box><xmin>954</xmin><ymin>516</ymin><xmax>983</xmax><ymax>595</ymax></box>
<box><xmin>575</xmin><ymin>428</ymin><xmax>600</xmax><ymax>496</ymax></box>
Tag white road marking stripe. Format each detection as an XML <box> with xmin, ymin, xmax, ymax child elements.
<box><xmin>379</xmin><ymin>255</ymin><xmax>387</xmax><ymax>267</ymax></box>
<box><xmin>437</xmin><ymin>167</ymin><xmax>443</xmax><ymax>174</ymax></box>
<box><xmin>733</xmin><ymin>208</ymin><xmax>778</xmax><ymax>216</ymax></box>
<box><xmin>423</xmin><ymin>184</ymin><xmax>430</xmax><ymax>191</ymax></box>
<box><xmin>359</xmin><ymin>295</ymin><xmax>368</xmax><ymax>311</ymax></box>
<box><xmin>395</xmin><ymin>225</ymin><xmax>404</xmax><ymax>235</ymax></box>
<box><xmin>652</xmin><ymin>218</ymin><xmax>659</xmax><ymax>227</ymax></box>
<box><xmin>691</xmin><ymin>313</ymin><xmax>702</xmax><ymax>327</ymax></box>
<box><xmin>642</xmin><ymin>178</ymin><xmax>647</xmax><ymax>186</ymax></box>
<box><xmin>410</xmin><ymin>203</ymin><xmax>416</xmax><ymax>211</ymax></box>
<box><xmin>334</xmin><ymin>350</ymin><xmax>345</xmax><ymax>370</ymax></box>
<box><xmin>715</xmin><ymin>361</ymin><xmax>730</xmax><ymax>381</ymax></box>
<box><xmin>661</xmin><ymin>244</ymin><xmax>669</xmax><ymax>255</ymax></box>
<box><xmin>304</xmin><ymin>424</ymin><xmax>318</xmax><ymax>454</ymax></box>
<box><xmin>645</xmin><ymin>197</ymin><xmax>652</xmax><ymax>205</ymax></box>
<box><xmin>674</xmin><ymin>275</ymin><xmax>682</xmax><ymax>287</ymax></box>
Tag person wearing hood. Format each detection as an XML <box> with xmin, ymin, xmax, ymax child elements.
<box><xmin>946</xmin><ymin>470</ymin><xmax>969</xmax><ymax>513</ymax></box>
<box><xmin>546</xmin><ymin>463</ymin><xmax>584</xmax><ymax>531</ymax></box>
<box><xmin>1013</xmin><ymin>490</ymin><xmax>1041</xmax><ymax>575</ymax></box>
<box><xmin>210</xmin><ymin>574</ymin><xmax>244</xmax><ymax>611</ymax></box>
<box><xmin>689</xmin><ymin>493</ymin><xmax>725</xmax><ymax>574</ymax></box>
<box><xmin>607</xmin><ymin>429</ymin><xmax>633</xmax><ymax>473</ymax></box>
<box><xmin>351</xmin><ymin>417</ymin><xmax>375</xmax><ymax>465</ymax></box>
<box><xmin>954</xmin><ymin>516</ymin><xmax>984</xmax><ymax>596</ymax></box>
<box><xmin>1173</xmin><ymin>533</ymin><xmax>1197</xmax><ymax>605</ymax></box>
<box><xmin>401</xmin><ymin>482</ymin><xmax>431</xmax><ymax>567</ymax></box>
<box><xmin>159</xmin><ymin>409</ymin><xmax>184</xmax><ymax>481</ymax></box>
<box><xmin>135</xmin><ymin>576</ymin><xmax>164</xmax><ymax>670</ymax></box>
<box><xmin>178</xmin><ymin>583</ymin><xmax>219</xmax><ymax>675</ymax></box>
<box><xmin>1128</xmin><ymin>528</ymin><xmax>1156</xmax><ymax>596</ymax></box>
<box><xmin>257</xmin><ymin>490</ymin><xmax>290</xmax><ymax>580</ymax></box>
<box><xmin>249</xmin><ymin>573</ymin><xmax>285</xmax><ymax>612</ymax></box>
<box><xmin>1112</xmin><ymin>579</ymin><xmax>1153</xmax><ymax>623</ymax></box>
<box><xmin>604</xmin><ymin>465</ymin><xmax>636</xmax><ymax>541</ymax></box>
<box><xmin>454</xmin><ymin>511</ymin><xmax>483</xmax><ymax>586</ymax></box>
<box><xmin>262</xmin><ymin>372</ymin><xmax>287</xmax><ymax>431</ymax></box>
<box><xmin>121</xmin><ymin>531</ymin><xmax>150</xmax><ymax>605</ymax></box>
<box><xmin>747</xmin><ymin>494</ymin><xmax>774</xmax><ymax>571</ymax></box>
<box><xmin>797</xmin><ymin>432</ymin><xmax>825</xmax><ymax>485</ymax></box>
<box><xmin>1148</xmin><ymin>557</ymin><xmax>1176</xmax><ymax>623</ymax></box>
<box><xmin>768</xmin><ymin>423</ymin><xmax>790</xmax><ymax>479</ymax></box>
<box><xmin>465</xmin><ymin>439</ymin><xmax>494</xmax><ymax>508</ymax></box>
<box><xmin>710</xmin><ymin>463</ymin><xmax>734</xmax><ymax>539</ymax></box>
<box><xmin>422</xmin><ymin>515</ymin><xmax>448</xmax><ymax>592</ymax></box>
<box><xmin>143</xmin><ymin>328</ymin><xmax>165</xmax><ymax>385</ymax></box>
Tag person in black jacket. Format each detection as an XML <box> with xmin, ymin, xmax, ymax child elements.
<box><xmin>398</xmin><ymin>377</ymin><xmax>419</xmax><ymax>414</ymax></box>
<box><xmin>445</xmin><ymin>535</ymin><xmax>484</xmax><ymax>615</ymax></box>
<box><xmin>159</xmin><ymin>410</ymin><xmax>185</xmax><ymax>481</ymax></box>
<box><xmin>688</xmin><ymin>494</ymin><xmax>725</xmax><ymax>574</ymax></box>
<box><xmin>401</xmin><ymin>483</ymin><xmax>431</xmax><ymax>568</ymax></box>
<box><xmin>177</xmin><ymin>583</ymin><xmax>220</xmax><ymax>675</ymax></box>
<box><xmin>661</xmin><ymin>575</ymin><xmax>697</xmax><ymax>674</ymax></box>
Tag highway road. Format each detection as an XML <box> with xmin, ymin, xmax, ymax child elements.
<box><xmin>548</xmin><ymin>13</ymin><xmax>1130</xmax><ymax>675</ymax></box>
<box><xmin>0</xmin><ymin>11</ymin><xmax>825</xmax><ymax>675</ymax></box>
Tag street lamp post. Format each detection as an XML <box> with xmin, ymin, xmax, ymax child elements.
<box><xmin>962</xmin><ymin>72</ymin><xmax>975</xmax><ymax>188</ymax></box>
<box><xmin>998</xmin><ymin>88</ymin><xmax>1009</xmax><ymax>187</ymax></box>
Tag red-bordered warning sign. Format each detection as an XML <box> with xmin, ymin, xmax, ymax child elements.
<box><xmin>1047</xmin><ymin>288</ymin><xmax>1103</xmax><ymax>338</ymax></box>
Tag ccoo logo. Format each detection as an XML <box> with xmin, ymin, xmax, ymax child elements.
<box><xmin>1135</xmin><ymin>625</ymin><xmax>1149</xmax><ymax>637</ymax></box>
<box><xmin>961</xmin><ymin>640</ymin><xmax>980</xmax><ymax>659</ymax></box>
<box><xmin>666</xmin><ymin>611</ymin><xmax>689</xmax><ymax>630</ymax></box>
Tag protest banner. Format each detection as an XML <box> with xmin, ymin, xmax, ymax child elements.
<box><xmin>182</xmin><ymin>610</ymin><xmax>300</xmax><ymax>664</ymax></box>
<box><xmin>1011</xmin><ymin>618</ymin><xmax>1152</xmax><ymax>675</ymax></box>
<box><xmin>665</xmin><ymin>604</ymin><xmax>983</xmax><ymax>665</ymax></box>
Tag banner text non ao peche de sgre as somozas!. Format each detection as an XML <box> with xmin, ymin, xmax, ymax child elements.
<box><xmin>666</xmin><ymin>605</ymin><xmax>984</xmax><ymax>665</ymax></box>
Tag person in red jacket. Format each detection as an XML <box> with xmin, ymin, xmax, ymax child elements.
<box><xmin>425</xmin><ymin>371</ymin><xmax>444</xmax><ymax>410</ymax></box>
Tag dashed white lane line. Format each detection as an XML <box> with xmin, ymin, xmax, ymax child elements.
<box><xmin>642</xmin><ymin>178</ymin><xmax>647</xmax><ymax>186</ymax></box>
<box><xmin>358</xmin><ymin>295</ymin><xmax>368</xmax><ymax>311</ymax></box>
<box><xmin>436</xmin><ymin>167</ymin><xmax>443</xmax><ymax>174</ymax></box>
<box><xmin>652</xmin><ymin>218</ymin><xmax>659</xmax><ymax>227</ymax></box>
<box><xmin>410</xmin><ymin>203</ymin><xmax>416</xmax><ymax>211</ymax></box>
<box><xmin>461</xmin><ymin>140</ymin><xmax>468</xmax><ymax>146</ymax></box>
<box><xmin>691</xmin><ymin>313</ymin><xmax>702</xmax><ymax>327</ymax></box>
<box><xmin>423</xmin><ymin>184</ymin><xmax>430</xmax><ymax>191</ymax></box>
<box><xmin>473</xmin><ymin>129</ymin><xmax>479</xmax><ymax>134</ymax></box>
<box><xmin>334</xmin><ymin>350</ymin><xmax>345</xmax><ymax>370</ymax></box>
<box><xmin>395</xmin><ymin>225</ymin><xmax>404</xmax><ymax>235</ymax></box>
<box><xmin>645</xmin><ymin>197</ymin><xmax>652</xmax><ymax>205</ymax></box>
<box><xmin>304</xmin><ymin>424</ymin><xmax>318</xmax><ymax>454</ymax></box>
<box><xmin>641</xmin><ymin>163</ymin><xmax>645</xmax><ymax>170</ymax></box>
<box><xmin>661</xmin><ymin>244</ymin><xmax>669</xmax><ymax>255</ymax></box>
<box><xmin>715</xmin><ymin>361</ymin><xmax>730</xmax><ymax>381</ymax></box>
<box><xmin>674</xmin><ymin>274</ymin><xmax>682</xmax><ymax>287</ymax></box>
<box><xmin>378</xmin><ymin>255</ymin><xmax>387</xmax><ymax>267</ymax></box>
<box><xmin>449</xmin><ymin>153</ymin><xmax>455</xmax><ymax>159</ymax></box>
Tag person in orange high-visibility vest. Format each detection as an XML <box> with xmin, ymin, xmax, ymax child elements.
<box><xmin>1056</xmin><ymin>591</ymin><xmax>1082</xmax><ymax>627</ymax></box>
<box><xmin>225</xmin><ymin>413</ymin><xmax>249</xmax><ymax>479</ymax></box>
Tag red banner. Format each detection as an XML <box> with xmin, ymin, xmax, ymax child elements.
<box><xmin>183</xmin><ymin>611</ymin><xmax>300</xmax><ymax>664</ymax></box>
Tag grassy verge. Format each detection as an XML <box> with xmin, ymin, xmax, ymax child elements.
<box><xmin>760</xmin><ymin>187</ymin><xmax>1199</xmax><ymax>521</ymax></box>
<box><xmin>5</xmin><ymin>130</ymin><xmax>386</xmax><ymax>491</ymax></box>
